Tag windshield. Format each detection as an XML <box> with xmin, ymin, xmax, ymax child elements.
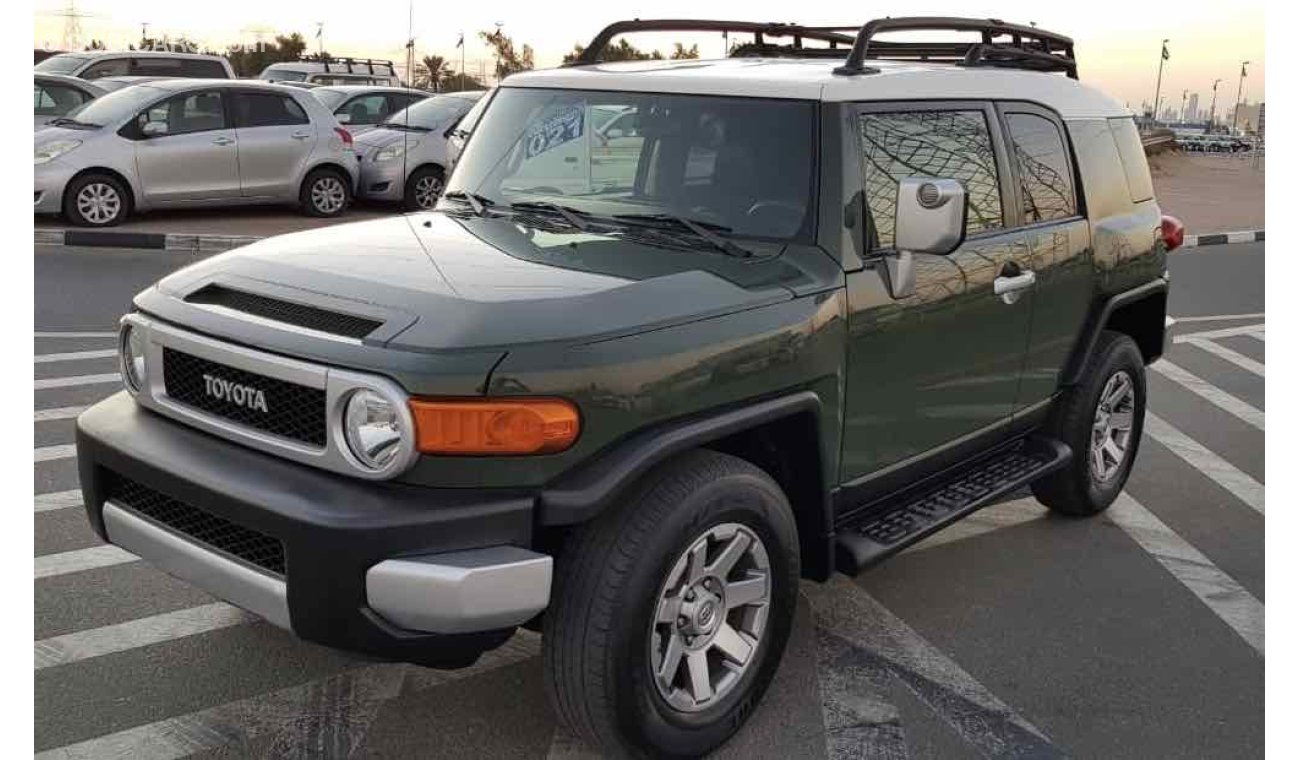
<box><xmin>312</xmin><ymin>88</ymin><xmax>348</xmax><ymax>110</ymax></box>
<box><xmin>384</xmin><ymin>95</ymin><xmax>473</xmax><ymax>129</ymax></box>
<box><xmin>35</xmin><ymin>54</ymin><xmax>90</xmax><ymax>75</ymax></box>
<box><xmin>445</xmin><ymin>87</ymin><xmax>815</xmax><ymax>241</ymax></box>
<box><xmin>260</xmin><ymin>68</ymin><xmax>307</xmax><ymax>82</ymax></box>
<box><xmin>63</xmin><ymin>84</ymin><xmax>166</xmax><ymax>126</ymax></box>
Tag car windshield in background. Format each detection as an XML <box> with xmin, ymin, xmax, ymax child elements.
<box><xmin>261</xmin><ymin>69</ymin><xmax>307</xmax><ymax>82</ymax></box>
<box><xmin>445</xmin><ymin>88</ymin><xmax>816</xmax><ymax>241</ymax></box>
<box><xmin>311</xmin><ymin>88</ymin><xmax>349</xmax><ymax>110</ymax></box>
<box><xmin>63</xmin><ymin>84</ymin><xmax>166</xmax><ymax>126</ymax></box>
<box><xmin>35</xmin><ymin>54</ymin><xmax>90</xmax><ymax>75</ymax></box>
<box><xmin>384</xmin><ymin>96</ymin><xmax>474</xmax><ymax>130</ymax></box>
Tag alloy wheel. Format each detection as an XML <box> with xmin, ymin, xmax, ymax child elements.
<box><xmin>1090</xmin><ymin>370</ymin><xmax>1136</xmax><ymax>482</ymax></box>
<box><xmin>76</xmin><ymin>182</ymin><xmax>122</xmax><ymax>225</ymax></box>
<box><xmin>311</xmin><ymin>176</ymin><xmax>347</xmax><ymax>214</ymax></box>
<box><xmin>413</xmin><ymin>174</ymin><xmax>443</xmax><ymax>209</ymax></box>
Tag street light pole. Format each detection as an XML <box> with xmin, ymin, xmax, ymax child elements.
<box><xmin>1151</xmin><ymin>39</ymin><xmax>1169</xmax><ymax>124</ymax></box>
<box><xmin>1233</xmin><ymin>61</ymin><xmax>1249</xmax><ymax>134</ymax></box>
<box><xmin>1207</xmin><ymin>78</ymin><xmax>1221</xmax><ymax>132</ymax></box>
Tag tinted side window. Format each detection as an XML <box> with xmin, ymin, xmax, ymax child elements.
<box><xmin>140</xmin><ymin>90</ymin><xmax>228</xmax><ymax>135</ymax></box>
<box><xmin>337</xmin><ymin>94</ymin><xmax>389</xmax><ymax>125</ymax></box>
<box><xmin>178</xmin><ymin>59</ymin><xmax>229</xmax><ymax>78</ymax></box>
<box><xmin>81</xmin><ymin>58</ymin><xmax>129</xmax><ymax>79</ymax></box>
<box><xmin>859</xmin><ymin>110</ymin><xmax>1003</xmax><ymax>248</ymax></box>
<box><xmin>130</xmin><ymin>58</ymin><xmax>183</xmax><ymax>76</ymax></box>
<box><xmin>1005</xmin><ymin>113</ymin><xmax>1076</xmax><ymax>223</ymax></box>
<box><xmin>1108</xmin><ymin>117</ymin><xmax>1154</xmax><ymax>203</ymax></box>
<box><xmin>235</xmin><ymin>93</ymin><xmax>309</xmax><ymax>127</ymax></box>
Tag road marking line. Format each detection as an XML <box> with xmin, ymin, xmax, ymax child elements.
<box><xmin>35</xmin><ymin>445</ymin><xmax>77</xmax><ymax>463</ymax></box>
<box><xmin>1109</xmin><ymin>493</ymin><xmax>1264</xmax><ymax>655</ymax></box>
<box><xmin>1173</xmin><ymin>323</ymin><xmax>1265</xmax><ymax>343</ymax></box>
<box><xmin>35</xmin><ymin>373</ymin><xmax>121</xmax><ymax>390</ymax></box>
<box><xmin>1149</xmin><ymin>360</ymin><xmax>1264</xmax><ymax>430</ymax></box>
<box><xmin>1182</xmin><ymin>338</ymin><xmax>1265</xmax><ymax>377</ymax></box>
<box><xmin>34</xmin><ymin>331</ymin><xmax>117</xmax><ymax>339</ymax></box>
<box><xmin>35</xmin><ymin>602</ymin><xmax>253</xmax><ymax>670</ymax></box>
<box><xmin>34</xmin><ymin>632</ymin><xmax>541</xmax><ymax>759</ymax></box>
<box><xmin>816</xmin><ymin>627</ymin><xmax>911</xmax><ymax>759</ymax></box>
<box><xmin>34</xmin><ymin>349</ymin><xmax>118</xmax><ymax>364</ymax></box>
<box><xmin>1143</xmin><ymin>413</ymin><xmax>1264</xmax><ymax>515</ymax></box>
<box><xmin>36</xmin><ymin>545</ymin><xmax>137</xmax><ymax>579</ymax></box>
<box><xmin>804</xmin><ymin>576</ymin><xmax>1063</xmax><ymax>757</ymax></box>
<box><xmin>1170</xmin><ymin>313</ymin><xmax>1265</xmax><ymax>323</ymax></box>
<box><xmin>35</xmin><ymin>490</ymin><xmax>82</xmax><ymax>513</ymax></box>
<box><xmin>35</xmin><ymin>405</ymin><xmax>87</xmax><ymax>422</ymax></box>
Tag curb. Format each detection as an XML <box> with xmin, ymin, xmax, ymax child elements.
<box><xmin>1181</xmin><ymin>229</ymin><xmax>1264</xmax><ymax>248</ymax></box>
<box><xmin>35</xmin><ymin>229</ymin><xmax>263</xmax><ymax>253</ymax></box>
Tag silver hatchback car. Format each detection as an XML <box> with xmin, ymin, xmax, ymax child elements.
<box><xmin>34</xmin><ymin>79</ymin><xmax>360</xmax><ymax>226</ymax></box>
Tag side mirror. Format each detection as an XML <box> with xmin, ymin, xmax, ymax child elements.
<box><xmin>336</xmin><ymin>112</ymin><xmax>352</xmax><ymax>124</ymax></box>
<box><xmin>141</xmin><ymin>120</ymin><xmax>168</xmax><ymax>137</ymax></box>
<box><xmin>884</xmin><ymin>178</ymin><xmax>968</xmax><ymax>299</ymax></box>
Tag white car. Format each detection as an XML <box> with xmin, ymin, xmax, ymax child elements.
<box><xmin>35</xmin><ymin>50</ymin><xmax>235</xmax><ymax>81</ymax></box>
<box><xmin>309</xmin><ymin>85</ymin><xmax>430</xmax><ymax>137</ymax></box>
<box><xmin>34</xmin><ymin>73</ymin><xmax>104</xmax><ymax>130</ymax></box>
<box><xmin>259</xmin><ymin>57</ymin><xmax>401</xmax><ymax>86</ymax></box>
<box><xmin>35</xmin><ymin>79</ymin><xmax>359</xmax><ymax>226</ymax></box>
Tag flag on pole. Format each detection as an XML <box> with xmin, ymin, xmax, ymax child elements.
<box><xmin>456</xmin><ymin>32</ymin><xmax>464</xmax><ymax>48</ymax></box>
<box><xmin>1161</xmin><ymin>42</ymin><xmax>1169</xmax><ymax>60</ymax></box>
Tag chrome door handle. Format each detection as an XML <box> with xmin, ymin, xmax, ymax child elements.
<box><xmin>993</xmin><ymin>271</ymin><xmax>1036</xmax><ymax>304</ymax></box>
<box><xmin>211</xmin><ymin>136</ymin><xmax>234</xmax><ymax>146</ymax></box>
<box><xmin>291</xmin><ymin>131</ymin><xmax>312</xmax><ymax>140</ymax></box>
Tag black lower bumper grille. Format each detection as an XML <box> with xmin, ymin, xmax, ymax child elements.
<box><xmin>109</xmin><ymin>475</ymin><xmax>286</xmax><ymax>576</ymax></box>
<box><xmin>162</xmin><ymin>348</ymin><xmax>327</xmax><ymax>447</ymax></box>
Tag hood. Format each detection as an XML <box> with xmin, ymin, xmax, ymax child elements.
<box><xmin>149</xmin><ymin>212</ymin><xmax>839</xmax><ymax>354</ymax></box>
<box><xmin>35</xmin><ymin>125</ymin><xmax>100</xmax><ymax>145</ymax></box>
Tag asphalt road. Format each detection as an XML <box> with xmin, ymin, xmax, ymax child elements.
<box><xmin>34</xmin><ymin>241</ymin><xmax>1264</xmax><ymax>758</ymax></box>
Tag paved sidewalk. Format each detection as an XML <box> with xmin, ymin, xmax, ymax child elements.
<box><xmin>1151</xmin><ymin>153</ymin><xmax>1264</xmax><ymax>235</ymax></box>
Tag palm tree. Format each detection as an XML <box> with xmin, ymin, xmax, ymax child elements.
<box><xmin>420</xmin><ymin>55</ymin><xmax>452</xmax><ymax>92</ymax></box>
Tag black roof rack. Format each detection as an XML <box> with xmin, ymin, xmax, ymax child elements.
<box><xmin>296</xmin><ymin>55</ymin><xmax>398</xmax><ymax>76</ymax></box>
<box><xmin>570</xmin><ymin>17</ymin><xmax>1077</xmax><ymax>78</ymax></box>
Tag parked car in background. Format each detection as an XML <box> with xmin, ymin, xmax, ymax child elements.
<box><xmin>353</xmin><ymin>90</ymin><xmax>485</xmax><ymax>209</ymax></box>
<box><xmin>259</xmin><ymin>57</ymin><xmax>401</xmax><ymax>86</ymax></box>
<box><xmin>35</xmin><ymin>51</ymin><xmax>235</xmax><ymax>81</ymax></box>
<box><xmin>34</xmin><ymin>74</ymin><xmax>104</xmax><ymax>130</ymax></box>
<box><xmin>309</xmin><ymin>85</ymin><xmax>429</xmax><ymax>136</ymax></box>
<box><xmin>35</xmin><ymin>79</ymin><xmax>358</xmax><ymax>226</ymax></box>
<box><xmin>92</xmin><ymin>75</ymin><xmax>174</xmax><ymax>93</ymax></box>
<box><xmin>446</xmin><ymin>88</ymin><xmax>494</xmax><ymax>168</ymax></box>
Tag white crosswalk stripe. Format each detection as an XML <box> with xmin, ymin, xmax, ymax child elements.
<box><xmin>34</xmin><ymin>405</ymin><xmax>87</xmax><ymax>422</ymax></box>
<box><xmin>35</xmin><ymin>445</ymin><xmax>77</xmax><ymax>463</ymax></box>
<box><xmin>1170</xmin><ymin>313</ymin><xmax>1265</xmax><ymax>324</ymax></box>
<box><xmin>1173</xmin><ymin>323</ymin><xmax>1265</xmax><ymax>342</ymax></box>
<box><xmin>35</xmin><ymin>490</ymin><xmax>81</xmax><ymax>513</ymax></box>
<box><xmin>36</xmin><ymin>545</ymin><xmax>137</xmax><ymax>579</ymax></box>
<box><xmin>34</xmin><ymin>349</ymin><xmax>119</xmax><ymax>364</ymax></box>
<box><xmin>35</xmin><ymin>373</ymin><xmax>121</xmax><ymax>390</ymax></box>
<box><xmin>1182</xmin><ymin>337</ymin><xmax>1265</xmax><ymax>376</ymax></box>
<box><xmin>34</xmin><ymin>330</ymin><xmax>117</xmax><ymax>339</ymax></box>
<box><xmin>1150</xmin><ymin>360</ymin><xmax>1265</xmax><ymax>430</ymax></box>
<box><xmin>35</xmin><ymin>603</ymin><xmax>253</xmax><ymax>670</ymax></box>
<box><xmin>1108</xmin><ymin>493</ymin><xmax>1264</xmax><ymax>655</ymax></box>
<box><xmin>1143</xmin><ymin>413</ymin><xmax>1264</xmax><ymax>514</ymax></box>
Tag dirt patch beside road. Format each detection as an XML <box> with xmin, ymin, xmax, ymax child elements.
<box><xmin>1151</xmin><ymin>152</ymin><xmax>1264</xmax><ymax>234</ymax></box>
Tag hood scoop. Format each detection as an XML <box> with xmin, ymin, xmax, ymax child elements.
<box><xmin>185</xmin><ymin>284</ymin><xmax>385</xmax><ymax>340</ymax></box>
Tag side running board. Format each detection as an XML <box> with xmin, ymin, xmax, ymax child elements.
<box><xmin>834</xmin><ymin>437</ymin><xmax>1072</xmax><ymax>574</ymax></box>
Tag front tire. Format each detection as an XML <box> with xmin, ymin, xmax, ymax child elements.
<box><xmin>543</xmin><ymin>450</ymin><xmax>799</xmax><ymax>758</ymax></box>
<box><xmin>63</xmin><ymin>173</ymin><xmax>129</xmax><ymax>227</ymax></box>
<box><xmin>300</xmin><ymin>168</ymin><xmax>351</xmax><ymax>218</ymax></box>
<box><xmin>403</xmin><ymin>166</ymin><xmax>445</xmax><ymax>211</ymax></box>
<box><xmin>1032</xmin><ymin>330</ymin><xmax>1146</xmax><ymax>516</ymax></box>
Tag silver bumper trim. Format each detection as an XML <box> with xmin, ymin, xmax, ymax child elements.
<box><xmin>366</xmin><ymin>546</ymin><xmax>552</xmax><ymax>634</ymax></box>
<box><xmin>103</xmin><ymin>501</ymin><xmax>291</xmax><ymax>630</ymax></box>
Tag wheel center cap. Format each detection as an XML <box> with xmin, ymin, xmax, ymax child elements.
<box><xmin>696</xmin><ymin>601</ymin><xmax>717</xmax><ymax>630</ymax></box>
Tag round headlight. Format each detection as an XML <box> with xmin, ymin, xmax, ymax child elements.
<box><xmin>343</xmin><ymin>389</ymin><xmax>407</xmax><ymax>470</ymax></box>
<box><xmin>119</xmin><ymin>325</ymin><xmax>146</xmax><ymax>392</ymax></box>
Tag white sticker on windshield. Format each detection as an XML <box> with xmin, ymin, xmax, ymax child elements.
<box><xmin>525</xmin><ymin>105</ymin><xmax>584</xmax><ymax>159</ymax></box>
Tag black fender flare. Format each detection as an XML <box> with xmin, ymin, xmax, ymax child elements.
<box><xmin>1061</xmin><ymin>276</ymin><xmax>1169</xmax><ymax>386</ymax></box>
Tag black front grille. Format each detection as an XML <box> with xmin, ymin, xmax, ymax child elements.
<box><xmin>163</xmin><ymin>348</ymin><xmax>327</xmax><ymax>447</ymax></box>
<box><xmin>187</xmin><ymin>285</ymin><xmax>383</xmax><ymax>339</ymax></box>
<box><xmin>109</xmin><ymin>475</ymin><xmax>286</xmax><ymax>576</ymax></box>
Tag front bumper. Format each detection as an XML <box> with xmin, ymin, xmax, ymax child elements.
<box><xmin>357</xmin><ymin>159</ymin><xmax>407</xmax><ymax>202</ymax></box>
<box><xmin>34</xmin><ymin>158</ymin><xmax>77</xmax><ymax>214</ymax></box>
<box><xmin>77</xmin><ymin>392</ymin><xmax>549</xmax><ymax>668</ymax></box>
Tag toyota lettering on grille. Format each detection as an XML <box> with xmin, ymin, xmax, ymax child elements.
<box><xmin>202</xmin><ymin>373</ymin><xmax>270</xmax><ymax>413</ymax></box>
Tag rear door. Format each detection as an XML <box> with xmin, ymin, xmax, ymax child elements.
<box><xmin>231</xmin><ymin>91</ymin><xmax>316</xmax><ymax>198</ymax></box>
<box><xmin>133</xmin><ymin>88</ymin><xmax>241</xmax><ymax>202</ymax></box>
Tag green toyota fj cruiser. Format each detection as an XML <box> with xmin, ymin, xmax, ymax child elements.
<box><xmin>76</xmin><ymin>17</ymin><xmax>1183</xmax><ymax>758</ymax></box>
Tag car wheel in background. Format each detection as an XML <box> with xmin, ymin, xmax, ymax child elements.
<box><xmin>63</xmin><ymin>173</ymin><xmax>129</xmax><ymax>227</ymax></box>
<box><xmin>404</xmin><ymin>166</ymin><xmax>445</xmax><ymax>211</ymax></box>
<box><xmin>300</xmin><ymin>168</ymin><xmax>352</xmax><ymax>218</ymax></box>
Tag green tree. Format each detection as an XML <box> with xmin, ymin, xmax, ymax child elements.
<box><xmin>224</xmin><ymin>33</ymin><xmax>308</xmax><ymax>78</ymax></box>
<box><xmin>670</xmin><ymin>42</ymin><xmax>699</xmax><ymax>60</ymax></box>
<box><xmin>416</xmin><ymin>54</ymin><xmax>453</xmax><ymax>91</ymax></box>
<box><xmin>479</xmin><ymin>29</ymin><xmax>534</xmax><ymax>81</ymax></box>
<box><xmin>563</xmin><ymin>39</ymin><xmax>699</xmax><ymax>64</ymax></box>
<box><xmin>83</xmin><ymin>39</ymin><xmax>106</xmax><ymax>51</ymax></box>
<box><xmin>442</xmin><ymin>72</ymin><xmax>486</xmax><ymax>92</ymax></box>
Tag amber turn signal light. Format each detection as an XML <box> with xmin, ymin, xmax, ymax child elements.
<box><xmin>409</xmin><ymin>398</ymin><xmax>580</xmax><ymax>455</ymax></box>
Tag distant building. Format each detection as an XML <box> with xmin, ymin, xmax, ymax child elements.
<box><xmin>1187</xmin><ymin>93</ymin><xmax>1199</xmax><ymax>123</ymax></box>
<box><xmin>1234</xmin><ymin>102</ymin><xmax>1264</xmax><ymax>134</ymax></box>
<box><xmin>1258</xmin><ymin>102</ymin><xmax>1265</xmax><ymax>139</ymax></box>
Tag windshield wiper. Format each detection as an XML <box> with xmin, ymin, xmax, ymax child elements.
<box><xmin>442</xmin><ymin>190</ymin><xmax>493</xmax><ymax>216</ymax></box>
<box><xmin>509</xmin><ymin>201</ymin><xmax>591</xmax><ymax>231</ymax></box>
<box><xmin>379</xmin><ymin>122</ymin><xmax>431</xmax><ymax>132</ymax></box>
<box><xmin>612</xmin><ymin>213</ymin><xmax>752</xmax><ymax>258</ymax></box>
<box><xmin>48</xmin><ymin>117</ymin><xmax>99</xmax><ymax>129</ymax></box>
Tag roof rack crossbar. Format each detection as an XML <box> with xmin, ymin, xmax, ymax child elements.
<box><xmin>567</xmin><ymin>19</ymin><xmax>858</xmax><ymax>66</ymax></box>
<box><xmin>833</xmin><ymin>17</ymin><xmax>1077</xmax><ymax>78</ymax></box>
<box><xmin>296</xmin><ymin>55</ymin><xmax>398</xmax><ymax>75</ymax></box>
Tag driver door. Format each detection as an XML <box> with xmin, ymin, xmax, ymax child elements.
<box><xmin>133</xmin><ymin>88</ymin><xmax>241</xmax><ymax>203</ymax></box>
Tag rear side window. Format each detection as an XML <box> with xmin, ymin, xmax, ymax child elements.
<box><xmin>1005</xmin><ymin>113</ymin><xmax>1076</xmax><ymax>223</ymax></box>
<box><xmin>130</xmin><ymin>58</ymin><xmax>182</xmax><ymax>76</ymax></box>
<box><xmin>235</xmin><ymin>93</ymin><xmax>309</xmax><ymax>127</ymax></box>
<box><xmin>858</xmin><ymin>109</ymin><xmax>1004</xmax><ymax>248</ymax></box>
<box><xmin>178</xmin><ymin>59</ymin><xmax>229</xmax><ymax>78</ymax></box>
<box><xmin>1108</xmin><ymin>117</ymin><xmax>1154</xmax><ymax>203</ymax></box>
<box><xmin>81</xmin><ymin>58</ymin><xmax>129</xmax><ymax>79</ymax></box>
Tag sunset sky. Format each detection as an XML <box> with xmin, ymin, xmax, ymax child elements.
<box><xmin>33</xmin><ymin>0</ymin><xmax>1266</xmax><ymax>113</ymax></box>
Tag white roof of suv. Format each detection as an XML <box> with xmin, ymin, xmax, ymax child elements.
<box><xmin>507</xmin><ymin>58</ymin><xmax>1128</xmax><ymax>120</ymax></box>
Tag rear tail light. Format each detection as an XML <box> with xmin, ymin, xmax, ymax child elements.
<box><xmin>334</xmin><ymin>126</ymin><xmax>353</xmax><ymax>147</ymax></box>
<box><xmin>409</xmin><ymin>398</ymin><xmax>581</xmax><ymax>455</ymax></box>
<box><xmin>1160</xmin><ymin>214</ymin><xmax>1185</xmax><ymax>251</ymax></box>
